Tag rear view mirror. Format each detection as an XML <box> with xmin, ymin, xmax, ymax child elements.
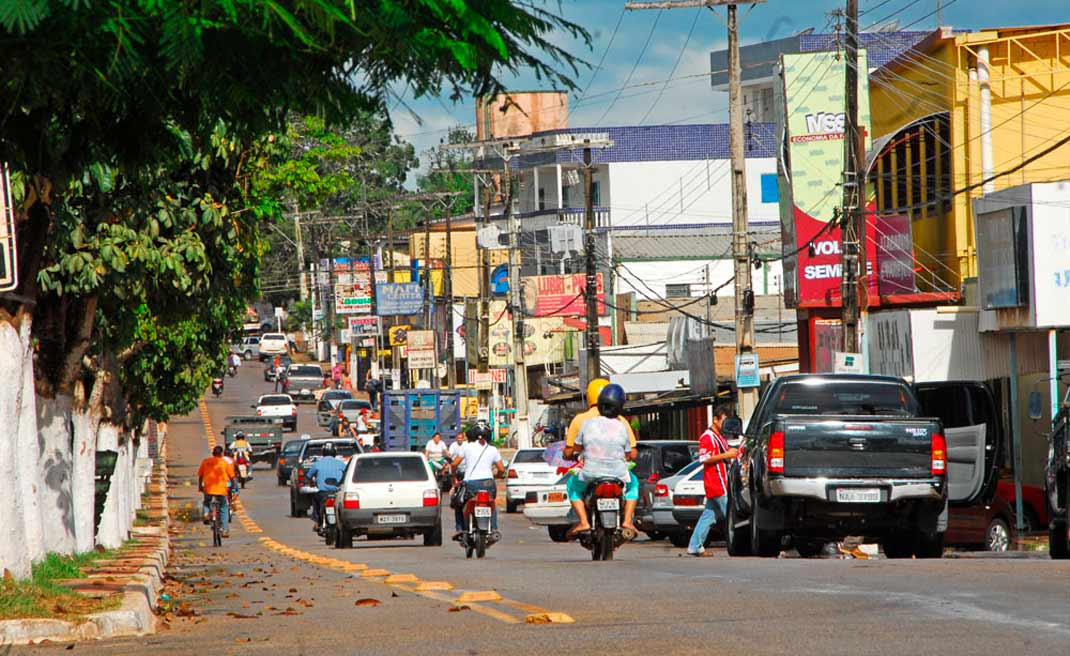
<box><xmin>722</xmin><ymin>416</ymin><xmax>743</xmax><ymax>438</ymax></box>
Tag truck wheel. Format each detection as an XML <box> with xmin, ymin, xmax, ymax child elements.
<box><xmin>668</xmin><ymin>531</ymin><xmax>690</xmax><ymax>548</ymax></box>
<box><xmin>726</xmin><ymin>491</ymin><xmax>751</xmax><ymax>557</ymax></box>
<box><xmin>915</xmin><ymin>531</ymin><xmax>945</xmax><ymax>558</ymax></box>
<box><xmin>881</xmin><ymin>534</ymin><xmax>915</xmax><ymax>559</ymax></box>
<box><xmin>1049</xmin><ymin>520</ymin><xmax>1069</xmax><ymax>559</ymax></box>
<box><xmin>750</xmin><ymin>507</ymin><xmax>781</xmax><ymax>557</ymax></box>
<box><xmin>548</xmin><ymin>526</ymin><xmax>570</xmax><ymax>543</ymax></box>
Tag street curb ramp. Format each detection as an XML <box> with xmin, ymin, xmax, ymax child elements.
<box><xmin>0</xmin><ymin>431</ymin><xmax>171</xmax><ymax>646</ymax></box>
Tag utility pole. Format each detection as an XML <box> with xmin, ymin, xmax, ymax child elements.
<box><xmin>444</xmin><ymin>206</ymin><xmax>456</xmax><ymax>389</ymax></box>
<box><xmin>503</xmin><ymin>158</ymin><xmax>533</xmax><ymax>449</ymax></box>
<box><xmin>294</xmin><ymin>214</ymin><xmax>307</xmax><ymax>303</ymax></box>
<box><xmin>478</xmin><ymin>184</ymin><xmax>493</xmax><ymax>413</ymax></box>
<box><xmin>582</xmin><ymin>146</ymin><xmax>600</xmax><ymax>384</ymax></box>
<box><xmin>626</xmin><ymin>0</ymin><xmax>764</xmax><ymax>421</ymax></box>
<box><xmin>423</xmin><ymin>220</ymin><xmax>432</xmax><ymax>327</ymax></box>
<box><xmin>840</xmin><ymin>0</ymin><xmax>865</xmax><ymax>355</ymax></box>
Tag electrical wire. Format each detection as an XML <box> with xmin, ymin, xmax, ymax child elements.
<box><xmin>595</xmin><ymin>8</ymin><xmax>663</xmax><ymax>126</ymax></box>
<box><xmin>640</xmin><ymin>8</ymin><xmax>702</xmax><ymax>125</ymax></box>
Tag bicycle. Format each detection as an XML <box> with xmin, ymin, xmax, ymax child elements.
<box><xmin>207</xmin><ymin>496</ymin><xmax>225</xmax><ymax>547</ymax></box>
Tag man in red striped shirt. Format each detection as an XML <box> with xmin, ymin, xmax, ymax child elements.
<box><xmin>687</xmin><ymin>405</ymin><xmax>739</xmax><ymax>556</ymax></box>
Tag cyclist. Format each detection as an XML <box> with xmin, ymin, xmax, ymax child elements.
<box><xmin>198</xmin><ymin>445</ymin><xmax>236</xmax><ymax>538</ymax></box>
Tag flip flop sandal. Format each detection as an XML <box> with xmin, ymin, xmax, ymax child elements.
<box><xmin>566</xmin><ymin>527</ymin><xmax>591</xmax><ymax>541</ymax></box>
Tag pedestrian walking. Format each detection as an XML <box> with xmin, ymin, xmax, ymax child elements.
<box><xmin>686</xmin><ymin>405</ymin><xmax>739</xmax><ymax>557</ymax></box>
<box><xmin>331</xmin><ymin>361</ymin><xmax>342</xmax><ymax>389</ymax></box>
<box><xmin>272</xmin><ymin>354</ymin><xmax>282</xmax><ymax>392</ymax></box>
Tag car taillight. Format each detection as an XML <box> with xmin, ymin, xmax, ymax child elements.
<box><xmin>654</xmin><ymin>484</ymin><xmax>670</xmax><ymax>497</ymax></box>
<box><xmin>343</xmin><ymin>492</ymin><xmax>360</xmax><ymax>509</ymax></box>
<box><xmin>256</xmin><ymin>408</ymin><xmax>262</xmax><ymax>417</ymax></box>
<box><xmin>475</xmin><ymin>490</ymin><xmax>491</xmax><ymax>504</ymax></box>
<box><xmin>931</xmin><ymin>433</ymin><xmax>947</xmax><ymax>476</ymax></box>
<box><xmin>296</xmin><ymin>468</ymin><xmax>304</xmax><ymax>483</ymax></box>
<box><xmin>508</xmin><ymin>469</ymin><xmax>518</xmax><ymax>479</ymax></box>
<box><xmin>768</xmin><ymin>431</ymin><xmax>785</xmax><ymax>474</ymax></box>
<box><xmin>325</xmin><ymin>497</ymin><xmax>335</xmax><ymax>508</ymax></box>
<box><xmin>647</xmin><ymin>473</ymin><xmax>660</xmax><ymax>484</ymax></box>
<box><xmin>594</xmin><ymin>482</ymin><xmax>622</xmax><ymax>498</ymax></box>
<box><xmin>423</xmin><ymin>489</ymin><xmax>439</xmax><ymax>507</ymax></box>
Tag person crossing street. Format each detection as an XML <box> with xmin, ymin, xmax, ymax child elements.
<box><xmin>686</xmin><ymin>405</ymin><xmax>739</xmax><ymax>557</ymax></box>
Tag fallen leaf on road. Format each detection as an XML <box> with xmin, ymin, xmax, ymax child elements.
<box><xmin>274</xmin><ymin>610</ymin><xmax>302</xmax><ymax>616</ymax></box>
<box><xmin>288</xmin><ymin>588</ymin><xmax>298</xmax><ymax>593</ymax></box>
<box><xmin>235</xmin><ymin>638</ymin><xmax>252</xmax><ymax>643</ymax></box>
<box><xmin>448</xmin><ymin>605</ymin><xmax>470</xmax><ymax>613</ymax></box>
<box><xmin>226</xmin><ymin>612</ymin><xmax>257</xmax><ymax>619</ymax></box>
<box><xmin>391</xmin><ymin>592</ymin><xmax>399</xmax><ymax>598</ymax></box>
<box><xmin>225</xmin><ymin>593</ymin><xmax>239</xmax><ymax>599</ymax></box>
<box><xmin>355</xmin><ymin>598</ymin><xmax>381</xmax><ymax>607</ymax></box>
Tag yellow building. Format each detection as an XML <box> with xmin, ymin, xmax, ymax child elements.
<box><xmin>869</xmin><ymin>25</ymin><xmax>1070</xmax><ymax>294</ymax></box>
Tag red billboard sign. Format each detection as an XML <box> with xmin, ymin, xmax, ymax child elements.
<box><xmin>520</xmin><ymin>273</ymin><xmax>605</xmax><ymax>317</ymax></box>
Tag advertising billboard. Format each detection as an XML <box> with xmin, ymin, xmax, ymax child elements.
<box><xmin>376</xmin><ymin>282</ymin><xmax>424</xmax><ymax>316</ymax></box>
<box><xmin>333</xmin><ymin>258</ymin><xmax>373</xmax><ymax>315</ymax></box>
<box><xmin>776</xmin><ymin>50</ymin><xmax>878</xmax><ymax>308</ymax></box>
<box><xmin>875</xmin><ymin>213</ymin><xmax>916</xmax><ymax>296</ymax></box>
<box><xmin>486</xmin><ymin>300</ymin><xmax>569</xmax><ymax>367</ymax></box>
<box><xmin>520</xmin><ymin>273</ymin><xmax>605</xmax><ymax>317</ymax></box>
<box><xmin>407</xmin><ymin>330</ymin><xmax>436</xmax><ymax>369</ymax></box>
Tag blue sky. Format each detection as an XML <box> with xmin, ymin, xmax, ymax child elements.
<box><xmin>391</xmin><ymin>0</ymin><xmax>1068</xmax><ymax>179</ymax></box>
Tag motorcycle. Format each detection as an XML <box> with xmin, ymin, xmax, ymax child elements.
<box><xmin>211</xmin><ymin>377</ymin><xmax>224</xmax><ymax>398</ymax></box>
<box><xmin>431</xmin><ymin>458</ymin><xmax>452</xmax><ymax>494</ymax></box>
<box><xmin>458</xmin><ymin>485</ymin><xmax>498</xmax><ymax>559</ymax></box>
<box><xmin>227</xmin><ymin>364</ymin><xmax>237</xmax><ymax>377</ymax></box>
<box><xmin>577</xmin><ymin>478</ymin><xmax>627</xmax><ymax>561</ymax></box>
<box><xmin>234</xmin><ymin>451</ymin><xmax>251</xmax><ymax>488</ymax></box>
<box><xmin>314</xmin><ymin>478</ymin><xmax>340</xmax><ymax>546</ymax></box>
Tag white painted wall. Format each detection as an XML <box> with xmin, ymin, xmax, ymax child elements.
<box><xmin>616</xmin><ymin>258</ymin><xmax>785</xmax><ymax>298</ymax></box>
<box><xmin>606</xmin><ymin>157</ymin><xmax>779</xmax><ymax>227</ymax></box>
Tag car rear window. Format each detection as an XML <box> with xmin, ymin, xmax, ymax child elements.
<box><xmin>352</xmin><ymin>456</ymin><xmax>429</xmax><ymax>483</ymax></box>
<box><xmin>282</xmin><ymin>441</ymin><xmax>304</xmax><ymax>454</ymax></box>
<box><xmin>262</xmin><ymin>333</ymin><xmax>285</xmax><ymax>341</ymax></box>
<box><xmin>290</xmin><ymin>365</ymin><xmax>322</xmax><ymax>377</ymax></box>
<box><xmin>661</xmin><ymin>445</ymin><xmax>693</xmax><ymax>476</ymax></box>
<box><xmin>340</xmin><ymin>400</ymin><xmax>372</xmax><ymax>411</ymax></box>
<box><xmin>323</xmin><ymin>391</ymin><xmax>352</xmax><ymax>401</ymax></box>
<box><xmin>512</xmin><ymin>450</ymin><xmax>545</xmax><ymax>464</ymax></box>
<box><xmin>260</xmin><ymin>395</ymin><xmax>292</xmax><ymax>406</ymax></box>
<box><xmin>773</xmin><ymin>380</ymin><xmax>918</xmax><ymax>416</ymax></box>
<box><xmin>304</xmin><ymin>442</ymin><xmax>360</xmax><ymax>459</ymax></box>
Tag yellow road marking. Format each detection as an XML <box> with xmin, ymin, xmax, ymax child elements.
<box><xmin>415</xmin><ymin>581</ymin><xmax>454</xmax><ymax>591</ymax></box>
<box><xmin>384</xmin><ymin>573</ymin><xmax>419</xmax><ymax>584</ymax></box>
<box><xmin>457</xmin><ymin>590</ymin><xmax>503</xmax><ymax>603</ymax></box>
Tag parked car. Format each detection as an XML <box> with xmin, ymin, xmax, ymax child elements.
<box><xmin>727</xmin><ymin>374</ymin><xmax>949</xmax><ymax>558</ymax></box>
<box><xmin>282</xmin><ymin>364</ymin><xmax>326</xmax><ymax>403</ymax></box>
<box><xmin>253</xmin><ymin>394</ymin><xmax>298</xmax><ymax>432</ymax></box>
<box><xmin>651</xmin><ymin>460</ymin><xmax>705</xmax><ymax>547</ymax></box>
<box><xmin>317</xmin><ymin>390</ymin><xmax>355</xmax><ymax>427</ymax></box>
<box><xmin>288</xmin><ymin>438</ymin><xmax>361</xmax><ymax>517</ymax></box>
<box><xmin>946</xmin><ymin>493</ymin><xmax>1016</xmax><ymax>552</ymax></box>
<box><xmin>505</xmin><ymin>448</ymin><xmax>557</xmax><ymax>513</ymax></box>
<box><xmin>232</xmin><ymin>336</ymin><xmax>260</xmax><ymax>361</ymax></box>
<box><xmin>276</xmin><ymin>438</ymin><xmax>308</xmax><ymax>486</ymax></box>
<box><xmin>258</xmin><ymin>332</ymin><xmax>289</xmax><ymax>361</ymax></box>
<box><xmin>332</xmin><ymin>452</ymin><xmax>443</xmax><ymax>548</ymax></box>
<box><xmin>634</xmin><ymin>440</ymin><xmax>700</xmax><ymax>538</ymax></box>
<box><xmin>264</xmin><ymin>355</ymin><xmax>294</xmax><ymax>382</ymax></box>
<box><xmin>521</xmin><ymin>474</ymin><xmax>572</xmax><ymax>543</ymax></box>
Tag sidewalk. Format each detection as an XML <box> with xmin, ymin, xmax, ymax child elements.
<box><xmin>0</xmin><ymin>443</ymin><xmax>171</xmax><ymax>645</ymax></box>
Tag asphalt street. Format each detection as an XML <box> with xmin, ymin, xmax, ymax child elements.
<box><xmin>26</xmin><ymin>366</ymin><xmax>1070</xmax><ymax>655</ymax></box>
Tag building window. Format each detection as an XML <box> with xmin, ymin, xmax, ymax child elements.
<box><xmin>591</xmin><ymin>181</ymin><xmax>601</xmax><ymax>207</ymax></box>
<box><xmin>665</xmin><ymin>283</ymin><xmax>692</xmax><ymax>298</ymax></box>
<box><xmin>538</xmin><ymin>187</ymin><xmax>546</xmax><ymax>211</ymax></box>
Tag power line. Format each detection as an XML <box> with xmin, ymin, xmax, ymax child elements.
<box><xmin>596</xmin><ymin>8</ymin><xmax>664</xmax><ymax>126</ymax></box>
<box><xmin>640</xmin><ymin>7</ymin><xmax>702</xmax><ymax>125</ymax></box>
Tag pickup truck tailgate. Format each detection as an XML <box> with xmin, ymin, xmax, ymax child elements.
<box><xmin>780</xmin><ymin>417</ymin><xmax>936</xmax><ymax>478</ymax></box>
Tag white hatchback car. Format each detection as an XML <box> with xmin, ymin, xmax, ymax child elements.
<box><xmin>505</xmin><ymin>448</ymin><xmax>559</xmax><ymax>513</ymax></box>
<box><xmin>332</xmin><ymin>452</ymin><xmax>443</xmax><ymax>548</ymax></box>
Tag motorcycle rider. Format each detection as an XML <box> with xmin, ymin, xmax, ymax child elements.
<box><xmin>230</xmin><ymin>431</ymin><xmax>250</xmax><ymax>454</ymax></box>
<box><xmin>228</xmin><ymin>351</ymin><xmax>241</xmax><ymax>372</ymax></box>
<box><xmin>565</xmin><ymin>383</ymin><xmax>639</xmax><ymax>539</ymax></box>
<box><xmin>449</xmin><ymin>422</ymin><xmax>506</xmax><ymax>541</ymax></box>
<box><xmin>306</xmin><ymin>441</ymin><xmax>347</xmax><ymax>529</ymax></box>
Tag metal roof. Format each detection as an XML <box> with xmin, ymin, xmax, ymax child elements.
<box><xmin>612</xmin><ymin>224</ymin><xmax>782</xmax><ymax>260</ymax></box>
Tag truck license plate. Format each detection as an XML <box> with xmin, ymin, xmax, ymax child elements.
<box><xmin>596</xmin><ymin>498</ymin><xmax>619</xmax><ymax>511</ymax></box>
<box><xmin>376</xmin><ymin>514</ymin><xmax>407</xmax><ymax>524</ymax></box>
<box><xmin>474</xmin><ymin>507</ymin><xmax>493</xmax><ymax>518</ymax></box>
<box><xmin>835</xmin><ymin>488</ymin><xmax>882</xmax><ymax>503</ymax></box>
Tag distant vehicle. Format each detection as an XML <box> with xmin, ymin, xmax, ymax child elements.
<box><xmin>253</xmin><ymin>394</ymin><xmax>298</xmax><ymax>432</ymax></box>
<box><xmin>232</xmin><ymin>336</ymin><xmax>260</xmax><ymax>361</ymax></box>
<box><xmin>276</xmin><ymin>439</ymin><xmax>307</xmax><ymax>486</ymax></box>
<box><xmin>288</xmin><ymin>438</ymin><xmax>361</xmax><ymax>518</ymax></box>
<box><xmin>380</xmin><ymin>389</ymin><xmax>462</xmax><ymax>451</ymax></box>
<box><xmin>727</xmin><ymin>375</ymin><xmax>949</xmax><ymax>559</ymax></box>
<box><xmin>522</xmin><ymin>474</ymin><xmax>572</xmax><ymax>543</ymax></box>
<box><xmin>317</xmin><ymin>390</ymin><xmax>354</xmax><ymax>427</ymax></box>
<box><xmin>650</xmin><ymin>460</ymin><xmax>704</xmax><ymax>547</ymax></box>
<box><xmin>258</xmin><ymin>332</ymin><xmax>289</xmax><ymax>361</ymax></box>
<box><xmin>263</xmin><ymin>355</ymin><xmax>293</xmax><ymax>382</ymax></box>
<box><xmin>504</xmin><ymin>448</ymin><xmax>557</xmax><ymax>513</ymax></box>
<box><xmin>221</xmin><ymin>416</ymin><xmax>283</xmax><ymax>467</ymax></box>
<box><xmin>336</xmin><ymin>398</ymin><xmax>373</xmax><ymax>424</ymax></box>
<box><xmin>331</xmin><ymin>452</ymin><xmax>443</xmax><ymax>548</ymax></box>
<box><xmin>282</xmin><ymin>364</ymin><xmax>325</xmax><ymax>403</ymax></box>
<box><xmin>634</xmin><ymin>440</ymin><xmax>699</xmax><ymax>539</ymax></box>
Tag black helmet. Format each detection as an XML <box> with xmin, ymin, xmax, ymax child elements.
<box><xmin>321</xmin><ymin>441</ymin><xmax>337</xmax><ymax>457</ymax></box>
<box><xmin>597</xmin><ymin>383</ymin><xmax>626</xmax><ymax>419</ymax></box>
<box><xmin>234</xmin><ymin>431</ymin><xmax>245</xmax><ymax>440</ymax></box>
<box><xmin>466</xmin><ymin>421</ymin><xmax>492</xmax><ymax>443</ymax></box>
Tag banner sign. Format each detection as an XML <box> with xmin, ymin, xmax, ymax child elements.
<box><xmin>734</xmin><ymin>353</ymin><xmax>760</xmax><ymax>388</ymax></box>
<box><xmin>776</xmin><ymin>50</ymin><xmax>877</xmax><ymax>308</ymax></box>
<box><xmin>376</xmin><ymin>282</ymin><xmax>424</xmax><ymax>316</ymax></box>
<box><xmin>407</xmin><ymin>330</ymin><xmax>436</xmax><ymax>369</ymax></box>
<box><xmin>520</xmin><ymin>273</ymin><xmax>605</xmax><ymax>317</ymax></box>
<box><xmin>388</xmin><ymin>324</ymin><xmax>411</xmax><ymax>347</ymax></box>
<box><xmin>470</xmin><ymin>368</ymin><xmax>508</xmax><ymax>390</ymax></box>
<box><xmin>875</xmin><ymin>213</ymin><xmax>916</xmax><ymax>296</ymax></box>
<box><xmin>485</xmin><ymin>300</ymin><xmax>568</xmax><ymax>367</ymax></box>
<box><xmin>348</xmin><ymin>316</ymin><xmax>381</xmax><ymax>337</ymax></box>
<box><xmin>333</xmin><ymin>259</ymin><xmax>373</xmax><ymax>315</ymax></box>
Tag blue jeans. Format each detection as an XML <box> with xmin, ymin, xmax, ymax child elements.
<box><xmin>454</xmin><ymin>479</ymin><xmax>497</xmax><ymax>531</ymax></box>
<box><xmin>203</xmin><ymin>494</ymin><xmax>230</xmax><ymax>533</ymax></box>
<box><xmin>687</xmin><ymin>495</ymin><xmax>728</xmax><ymax>553</ymax></box>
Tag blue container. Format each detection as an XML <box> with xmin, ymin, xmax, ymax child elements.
<box><xmin>382</xmin><ymin>389</ymin><xmax>462</xmax><ymax>451</ymax></box>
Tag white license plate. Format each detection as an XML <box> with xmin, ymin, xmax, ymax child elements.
<box><xmin>596</xmin><ymin>498</ymin><xmax>619</xmax><ymax>511</ymax></box>
<box><xmin>474</xmin><ymin>507</ymin><xmax>493</xmax><ymax>518</ymax></box>
<box><xmin>376</xmin><ymin>514</ymin><xmax>407</xmax><ymax>524</ymax></box>
<box><xmin>835</xmin><ymin>488</ymin><xmax>882</xmax><ymax>503</ymax></box>
<box><xmin>325</xmin><ymin>506</ymin><xmax>335</xmax><ymax>519</ymax></box>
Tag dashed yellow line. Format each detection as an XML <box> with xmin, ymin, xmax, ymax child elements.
<box><xmin>195</xmin><ymin>392</ymin><xmax>573</xmax><ymax>625</ymax></box>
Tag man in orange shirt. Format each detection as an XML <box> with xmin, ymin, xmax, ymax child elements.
<box><xmin>198</xmin><ymin>445</ymin><xmax>236</xmax><ymax>537</ymax></box>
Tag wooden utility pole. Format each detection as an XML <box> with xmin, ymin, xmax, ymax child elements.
<box><xmin>582</xmin><ymin>146</ymin><xmax>600</xmax><ymax>384</ymax></box>
<box><xmin>478</xmin><ymin>184</ymin><xmax>493</xmax><ymax>412</ymax></box>
<box><xmin>840</xmin><ymin>0</ymin><xmax>865</xmax><ymax>354</ymax></box>
<box><xmin>627</xmin><ymin>0</ymin><xmax>763</xmax><ymax>420</ymax></box>
<box><xmin>444</xmin><ymin>207</ymin><xmax>456</xmax><ymax>389</ymax></box>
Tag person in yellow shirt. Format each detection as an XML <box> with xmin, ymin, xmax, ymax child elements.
<box><xmin>198</xmin><ymin>446</ymin><xmax>236</xmax><ymax>537</ymax></box>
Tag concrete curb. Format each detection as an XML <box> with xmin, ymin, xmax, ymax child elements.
<box><xmin>0</xmin><ymin>434</ymin><xmax>170</xmax><ymax>646</ymax></box>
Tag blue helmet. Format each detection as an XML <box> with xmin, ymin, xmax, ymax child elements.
<box><xmin>597</xmin><ymin>383</ymin><xmax>626</xmax><ymax>419</ymax></box>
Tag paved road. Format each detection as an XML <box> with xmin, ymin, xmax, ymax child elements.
<box><xmin>29</xmin><ymin>366</ymin><xmax>1070</xmax><ymax>655</ymax></box>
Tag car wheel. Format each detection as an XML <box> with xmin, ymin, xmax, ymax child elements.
<box><xmin>548</xmin><ymin>526</ymin><xmax>570</xmax><ymax>543</ymax></box>
<box><xmin>726</xmin><ymin>490</ymin><xmax>751</xmax><ymax>557</ymax></box>
<box><xmin>424</xmin><ymin>523</ymin><xmax>443</xmax><ymax>547</ymax></box>
<box><xmin>1050</xmin><ymin>520</ymin><xmax>1069</xmax><ymax>559</ymax></box>
<box><xmin>750</xmin><ymin>505</ymin><xmax>781</xmax><ymax>558</ymax></box>
<box><xmin>277</xmin><ymin>476</ymin><xmax>286</xmax><ymax>487</ymax></box>
<box><xmin>289</xmin><ymin>491</ymin><xmax>298</xmax><ymax>517</ymax></box>
<box><xmin>985</xmin><ymin>518</ymin><xmax>1011</xmax><ymax>552</ymax></box>
<box><xmin>243</xmin><ymin>350</ymin><xmax>252</xmax><ymax>361</ymax></box>
<box><xmin>335</xmin><ymin>526</ymin><xmax>353</xmax><ymax>549</ymax></box>
<box><xmin>506</xmin><ymin>500</ymin><xmax>518</xmax><ymax>514</ymax></box>
<box><xmin>668</xmin><ymin>531</ymin><xmax>690</xmax><ymax>549</ymax></box>
<box><xmin>644</xmin><ymin>531</ymin><xmax>665</xmax><ymax>542</ymax></box>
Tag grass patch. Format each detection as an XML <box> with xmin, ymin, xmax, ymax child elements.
<box><xmin>0</xmin><ymin>551</ymin><xmax>121</xmax><ymax>621</ymax></box>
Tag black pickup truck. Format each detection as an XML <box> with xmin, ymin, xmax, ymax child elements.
<box><xmin>727</xmin><ymin>374</ymin><xmax>951</xmax><ymax>558</ymax></box>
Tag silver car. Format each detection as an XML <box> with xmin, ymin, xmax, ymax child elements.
<box><xmin>317</xmin><ymin>390</ymin><xmax>354</xmax><ymax>427</ymax></box>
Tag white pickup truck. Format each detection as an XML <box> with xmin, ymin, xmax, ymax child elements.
<box><xmin>253</xmin><ymin>394</ymin><xmax>297</xmax><ymax>432</ymax></box>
